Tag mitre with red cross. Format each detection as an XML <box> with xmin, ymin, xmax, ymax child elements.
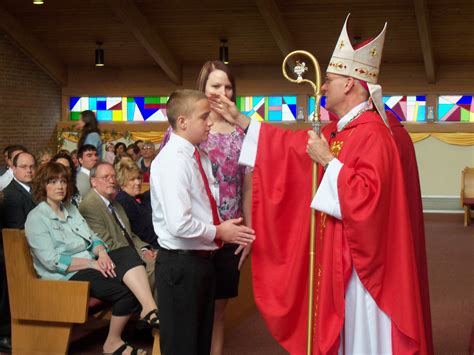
<box><xmin>327</xmin><ymin>14</ymin><xmax>387</xmax><ymax>84</ymax></box>
<box><xmin>327</xmin><ymin>14</ymin><xmax>390</xmax><ymax>126</ymax></box>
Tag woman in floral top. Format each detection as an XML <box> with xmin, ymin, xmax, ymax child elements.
<box><xmin>160</xmin><ymin>61</ymin><xmax>252</xmax><ymax>355</ymax></box>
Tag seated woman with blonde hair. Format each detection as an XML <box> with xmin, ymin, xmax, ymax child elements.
<box><xmin>25</xmin><ymin>162</ymin><xmax>158</xmax><ymax>355</ymax></box>
<box><xmin>115</xmin><ymin>159</ymin><xmax>158</xmax><ymax>249</ymax></box>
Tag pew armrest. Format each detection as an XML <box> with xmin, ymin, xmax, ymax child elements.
<box><xmin>12</xmin><ymin>278</ymin><xmax>90</xmax><ymax>323</ymax></box>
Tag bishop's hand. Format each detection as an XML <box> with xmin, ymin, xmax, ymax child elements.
<box><xmin>307</xmin><ymin>130</ymin><xmax>334</xmax><ymax>167</ymax></box>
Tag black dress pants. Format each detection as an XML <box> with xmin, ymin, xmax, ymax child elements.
<box><xmin>70</xmin><ymin>247</ymin><xmax>143</xmax><ymax>316</ymax></box>
<box><xmin>156</xmin><ymin>249</ymin><xmax>216</xmax><ymax>355</ymax></box>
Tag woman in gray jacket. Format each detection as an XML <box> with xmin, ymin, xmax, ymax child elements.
<box><xmin>25</xmin><ymin>162</ymin><xmax>158</xmax><ymax>355</ymax></box>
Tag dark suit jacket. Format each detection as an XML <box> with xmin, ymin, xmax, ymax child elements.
<box><xmin>115</xmin><ymin>190</ymin><xmax>158</xmax><ymax>248</ymax></box>
<box><xmin>1</xmin><ymin>179</ymin><xmax>36</xmax><ymax>229</ymax></box>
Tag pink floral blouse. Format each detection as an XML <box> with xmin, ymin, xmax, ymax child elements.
<box><xmin>160</xmin><ymin>126</ymin><xmax>250</xmax><ymax>220</ymax></box>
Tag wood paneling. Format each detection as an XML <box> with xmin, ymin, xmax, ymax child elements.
<box><xmin>1</xmin><ymin>0</ymin><xmax>471</xmax><ymax>71</ymax></box>
<box><xmin>62</xmin><ymin>63</ymin><xmax>474</xmax><ymax>98</ymax></box>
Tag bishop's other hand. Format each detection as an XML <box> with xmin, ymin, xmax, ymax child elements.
<box><xmin>307</xmin><ymin>130</ymin><xmax>334</xmax><ymax>166</ymax></box>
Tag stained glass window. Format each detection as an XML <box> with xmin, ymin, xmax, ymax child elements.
<box><xmin>236</xmin><ymin>96</ymin><xmax>297</xmax><ymax>121</ymax></box>
<box><xmin>70</xmin><ymin>96</ymin><xmax>168</xmax><ymax>121</ymax></box>
<box><xmin>438</xmin><ymin>96</ymin><xmax>474</xmax><ymax>122</ymax></box>
<box><xmin>309</xmin><ymin>96</ymin><xmax>427</xmax><ymax>122</ymax></box>
<box><xmin>70</xmin><ymin>96</ymin><xmax>298</xmax><ymax>122</ymax></box>
<box><xmin>383</xmin><ymin>96</ymin><xmax>426</xmax><ymax>122</ymax></box>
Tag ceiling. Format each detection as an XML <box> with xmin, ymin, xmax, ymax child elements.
<box><xmin>0</xmin><ymin>0</ymin><xmax>472</xmax><ymax>85</ymax></box>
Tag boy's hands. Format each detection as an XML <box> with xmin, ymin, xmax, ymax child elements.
<box><xmin>215</xmin><ymin>217</ymin><xmax>255</xmax><ymax>246</ymax></box>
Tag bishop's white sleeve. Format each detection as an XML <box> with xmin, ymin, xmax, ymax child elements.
<box><xmin>238</xmin><ymin>120</ymin><xmax>261</xmax><ymax>168</ymax></box>
<box><xmin>311</xmin><ymin>158</ymin><xmax>343</xmax><ymax>220</ymax></box>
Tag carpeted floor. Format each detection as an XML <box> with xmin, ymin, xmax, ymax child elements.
<box><xmin>423</xmin><ymin>213</ymin><xmax>473</xmax><ymax>355</ymax></box>
<box><xmin>68</xmin><ymin>213</ymin><xmax>473</xmax><ymax>354</ymax></box>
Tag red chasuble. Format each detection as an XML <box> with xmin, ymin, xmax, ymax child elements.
<box><xmin>386</xmin><ymin>111</ymin><xmax>434</xmax><ymax>355</ymax></box>
<box><xmin>252</xmin><ymin>111</ymin><xmax>430</xmax><ymax>355</ymax></box>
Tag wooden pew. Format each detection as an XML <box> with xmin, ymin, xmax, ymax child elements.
<box><xmin>3</xmin><ymin>228</ymin><xmax>90</xmax><ymax>354</ymax></box>
<box><xmin>461</xmin><ymin>167</ymin><xmax>474</xmax><ymax>227</ymax></box>
<box><xmin>3</xmin><ymin>228</ymin><xmax>162</xmax><ymax>354</ymax></box>
<box><xmin>141</xmin><ymin>182</ymin><xmax>150</xmax><ymax>194</ymax></box>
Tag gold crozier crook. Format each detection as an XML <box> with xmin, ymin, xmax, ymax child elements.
<box><xmin>282</xmin><ymin>50</ymin><xmax>322</xmax><ymax>355</ymax></box>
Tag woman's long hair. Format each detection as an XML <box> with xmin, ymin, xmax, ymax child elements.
<box><xmin>77</xmin><ymin>110</ymin><xmax>100</xmax><ymax>150</ymax></box>
<box><xmin>196</xmin><ymin>60</ymin><xmax>236</xmax><ymax>102</ymax></box>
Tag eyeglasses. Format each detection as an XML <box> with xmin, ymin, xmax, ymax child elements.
<box><xmin>142</xmin><ymin>147</ymin><xmax>154</xmax><ymax>151</ymax></box>
<box><xmin>17</xmin><ymin>165</ymin><xmax>35</xmax><ymax>170</ymax></box>
<box><xmin>95</xmin><ymin>175</ymin><xmax>116</xmax><ymax>182</ymax></box>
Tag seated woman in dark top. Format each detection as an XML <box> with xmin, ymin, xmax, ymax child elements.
<box><xmin>25</xmin><ymin>162</ymin><xmax>158</xmax><ymax>355</ymax></box>
<box><xmin>115</xmin><ymin>159</ymin><xmax>158</xmax><ymax>249</ymax></box>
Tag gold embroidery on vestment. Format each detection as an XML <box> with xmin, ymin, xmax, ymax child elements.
<box><xmin>330</xmin><ymin>141</ymin><xmax>344</xmax><ymax>157</ymax></box>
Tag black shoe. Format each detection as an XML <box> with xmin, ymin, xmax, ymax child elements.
<box><xmin>136</xmin><ymin>309</ymin><xmax>159</xmax><ymax>330</ymax></box>
<box><xmin>0</xmin><ymin>336</ymin><xmax>11</xmax><ymax>353</ymax></box>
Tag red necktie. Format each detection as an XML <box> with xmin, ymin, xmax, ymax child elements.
<box><xmin>194</xmin><ymin>148</ymin><xmax>221</xmax><ymax>226</ymax></box>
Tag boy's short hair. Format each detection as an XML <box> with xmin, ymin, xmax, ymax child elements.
<box><xmin>166</xmin><ymin>89</ymin><xmax>207</xmax><ymax>129</ymax></box>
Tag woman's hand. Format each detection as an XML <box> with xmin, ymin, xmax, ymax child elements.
<box><xmin>95</xmin><ymin>251</ymin><xmax>116</xmax><ymax>278</ymax></box>
<box><xmin>235</xmin><ymin>243</ymin><xmax>252</xmax><ymax>270</ymax></box>
<box><xmin>208</xmin><ymin>94</ymin><xmax>250</xmax><ymax>129</ymax></box>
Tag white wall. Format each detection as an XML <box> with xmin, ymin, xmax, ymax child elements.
<box><xmin>414</xmin><ymin>137</ymin><xmax>474</xmax><ymax>211</ymax></box>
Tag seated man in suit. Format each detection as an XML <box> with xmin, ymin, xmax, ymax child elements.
<box><xmin>0</xmin><ymin>144</ymin><xmax>28</xmax><ymax>191</ymax></box>
<box><xmin>1</xmin><ymin>151</ymin><xmax>36</xmax><ymax>229</ymax></box>
<box><xmin>76</xmin><ymin>144</ymin><xmax>99</xmax><ymax>199</ymax></box>
<box><xmin>79</xmin><ymin>162</ymin><xmax>156</xmax><ymax>292</ymax></box>
<box><xmin>0</xmin><ymin>151</ymin><xmax>36</xmax><ymax>353</ymax></box>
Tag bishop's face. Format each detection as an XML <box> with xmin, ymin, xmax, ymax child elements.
<box><xmin>321</xmin><ymin>73</ymin><xmax>348</xmax><ymax>117</ymax></box>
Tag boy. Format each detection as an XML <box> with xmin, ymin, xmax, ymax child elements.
<box><xmin>150</xmin><ymin>89</ymin><xmax>255</xmax><ymax>355</ymax></box>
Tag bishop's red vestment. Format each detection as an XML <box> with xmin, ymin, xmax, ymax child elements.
<box><xmin>250</xmin><ymin>110</ymin><xmax>430</xmax><ymax>354</ymax></box>
<box><xmin>386</xmin><ymin>111</ymin><xmax>434</xmax><ymax>355</ymax></box>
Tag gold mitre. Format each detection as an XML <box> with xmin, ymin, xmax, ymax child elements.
<box><xmin>327</xmin><ymin>14</ymin><xmax>387</xmax><ymax>84</ymax></box>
